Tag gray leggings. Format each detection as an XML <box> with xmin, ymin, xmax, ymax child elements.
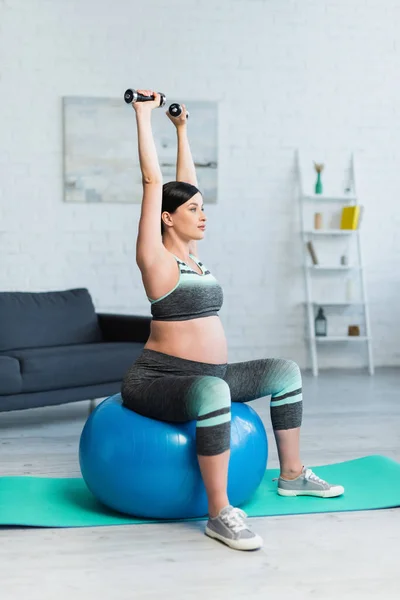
<box><xmin>121</xmin><ymin>349</ymin><xmax>302</xmax><ymax>456</ymax></box>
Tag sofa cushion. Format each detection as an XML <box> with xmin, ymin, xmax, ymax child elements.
<box><xmin>0</xmin><ymin>288</ymin><xmax>102</xmax><ymax>352</ymax></box>
<box><xmin>2</xmin><ymin>342</ymin><xmax>142</xmax><ymax>393</ymax></box>
<box><xmin>0</xmin><ymin>356</ymin><xmax>22</xmax><ymax>394</ymax></box>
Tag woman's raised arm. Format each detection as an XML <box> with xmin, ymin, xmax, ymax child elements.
<box><xmin>133</xmin><ymin>91</ymin><xmax>165</xmax><ymax>268</ymax></box>
<box><xmin>167</xmin><ymin>104</ymin><xmax>199</xmax><ymax>256</ymax></box>
<box><xmin>167</xmin><ymin>103</ymin><xmax>198</xmax><ymax>187</ymax></box>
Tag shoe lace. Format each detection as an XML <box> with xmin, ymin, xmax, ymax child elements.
<box><xmin>221</xmin><ymin>508</ymin><xmax>248</xmax><ymax>534</ymax></box>
<box><xmin>304</xmin><ymin>468</ymin><xmax>326</xmax><ymax>485</ymax></box>
<box><xmin>273</xmin><ymin>468</ymin><xmax>328</xmax><ymax>485</ymax></box>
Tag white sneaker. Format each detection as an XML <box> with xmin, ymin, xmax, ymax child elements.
<box><xmin>205</xmin><ymin>505</ymin><xmax>263</xmax><ymax>551</ymax></box>
<box><xmin>278</xmin><ymin>467</ymin><xmax>345</xmax><ymax>498</ymax></box>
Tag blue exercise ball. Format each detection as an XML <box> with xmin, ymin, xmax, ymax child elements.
<box><xmin>79</xmin><ymin>393</ymin><xmax>268</xmax><ymax>520</ymax></box>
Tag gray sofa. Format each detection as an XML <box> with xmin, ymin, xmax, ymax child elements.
<box><xmin>0</xmin><ymin>288</ymin><xmax>151</xmax><ymax>412</ymax></box>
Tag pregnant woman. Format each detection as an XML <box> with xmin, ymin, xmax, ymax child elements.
<box><xmin>121</xmin><ymin>90</ymin><xmax>344</xmax><ymax>551</ymax></box>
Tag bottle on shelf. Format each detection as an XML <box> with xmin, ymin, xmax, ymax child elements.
<box><xmin>315</xmin><ymin>307</ymin><xmax>327</xmax><ymax>337</ymax></box>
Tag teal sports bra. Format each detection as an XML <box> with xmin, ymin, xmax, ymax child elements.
<box><xmin>148</xmin><ymin>254</ymin><xmax>223</xmax><ymax>322</ymax></box>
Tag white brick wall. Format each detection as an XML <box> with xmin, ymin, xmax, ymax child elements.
<box><xmin>0</xmin><ymin>0</ymin><xmax>399</xmax><ymax>368</ymax></box>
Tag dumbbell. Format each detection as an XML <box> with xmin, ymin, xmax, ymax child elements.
<box><xmin>168</xmin><ymin>103</ymin><xmax>189</xmax><ymax>119</ymax></box>
<box><xmin>124</xmin><ymin>89</ymin><xmax>166</xmax><ymax>107</ymax></box>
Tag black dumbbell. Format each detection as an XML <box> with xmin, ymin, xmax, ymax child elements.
<box><xmin>124</xmin><ymin>89</ymin><xmax>166</xmax><ymax>107</ymax></box>
<box><xmin>168</xmin><ymin>103</ymin><xmax>189</xmax><ymax>119</ymax></box>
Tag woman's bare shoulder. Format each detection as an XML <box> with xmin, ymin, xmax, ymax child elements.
<box><xmin>139</xmin><ymin>248</ymin><xmax>179</xmax><ymax>301</ymax></box>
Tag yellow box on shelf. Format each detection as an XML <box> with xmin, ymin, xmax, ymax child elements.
<box><xmin>340</xmin><ymin>206</ymin><xmax>361</xmax><ymax>230</ymax></box>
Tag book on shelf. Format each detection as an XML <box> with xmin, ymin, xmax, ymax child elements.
<box><xmin>306</xmin><ymin>241</ymin><xmax>318</xmax><ymax>265</ymax></box>
<box><xmin>340</xmin><ymin>205</ymin><xmax>363</xmax><ymax>230</ymax></box>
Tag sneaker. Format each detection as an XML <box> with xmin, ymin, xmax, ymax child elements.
<box><xmin>277</xmin><ymin>467</ymin><xmax>345</xmax><ymax>498</ymax></box>
<box><xmin>205</xmin><ymin>506</ymin><xmax>263</xmax><ymax>551</ymax></box>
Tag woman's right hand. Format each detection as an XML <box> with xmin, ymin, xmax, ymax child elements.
<box><xmin>131</xmin><ymin>90</ymin><xmax>161</xmax><ymax>113</ymax></box>
<box><xmin>166</xmin><ymin>103</ymin><xmax>188</xmax><ymax>128</ymax></box>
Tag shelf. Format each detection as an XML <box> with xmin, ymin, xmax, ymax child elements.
<box><xmin>297</xmin><ymin>149</ymin><xmax>374</xmax><ymax>376</ymax></box>
<box><xmin>308</xmin><ymin>301</ymin><xmax>365</xmax><ymax>306</ymax></box>
<box><xmin>311</xmin><ymin>336</ymin><xmax>370</xmax><ymax>342</ymax></box>
<box><xmin>302</xmin><ymin>194</ymin><xmax>357</xmax><ymax>203</ymax></box>
<box><xmin>308</xmin><ymin>265</ymin><xmax>361</xmax><ymax>271</ymax></box>
<box><xmin>304</xmin><ymin>229</ymin><xmax>358</xmax><ymax>236</ymax></box>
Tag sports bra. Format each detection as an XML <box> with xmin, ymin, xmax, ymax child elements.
<box><xmin>148</xmin><ymin>254</ymin><xmax>223</xmax><ymax>322</ymax></box>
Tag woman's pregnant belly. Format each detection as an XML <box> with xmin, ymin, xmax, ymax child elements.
<box><xmin>144</xmin><ymin>316</ymin><xmax>228</xmax><ymax>364</ymax></box>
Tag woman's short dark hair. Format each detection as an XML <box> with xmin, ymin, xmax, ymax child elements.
<box><xmin>161</xmin><ymin>181</ymin><xmax>200</xmax><ymax>233</ymax></box>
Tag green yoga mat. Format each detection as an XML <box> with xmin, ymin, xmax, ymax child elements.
<box><xmin>0</xmin><ymin>455</ymin><xmax>398</xmax><ymax>528</ymax></box>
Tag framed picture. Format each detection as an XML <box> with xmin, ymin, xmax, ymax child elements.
<box><xmin>62</xmin><ymin>96</ymin><xmax>218</xmax><ymax>204</ymax></box>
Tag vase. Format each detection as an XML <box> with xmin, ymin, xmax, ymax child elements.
<box><xmin>315</xmin><ymin>172</ymin><xmax>323</xmax><ymax>194</ymax></box>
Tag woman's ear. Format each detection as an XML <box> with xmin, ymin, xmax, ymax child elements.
<box><xmin>161</xmin><ymin>211</ymin><xmax>173</xmax><ymax>228</ymax></box>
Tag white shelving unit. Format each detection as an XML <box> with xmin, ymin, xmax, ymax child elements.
<box><xmin>313</xmin><ymin>336</ymin><xmax>371</xmax><ymax>343</ymax></box>
<box><xmin>296</xmin><ymin>150</ymin><xmax>374</xmax><ymax>376</ymax></box>
<box><xmin>308</xmin><ymin>265</ymin><xmax>361</xmax><ymax>271</ymax></box>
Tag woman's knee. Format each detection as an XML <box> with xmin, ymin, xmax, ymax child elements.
<box><xmin>270</xmin><ymin>359</ymin><xmax>303</xmax><ymax>431</ymax></box>
<box><xmin>190</xmin><ymin>376</ymin><xmax>231</xmax><ymax>417</ymax></box>
<box><xmin>190</xmin><ymin>377</ymin><xmax>231</xmax><ymax>457</ymax></box>
<box><xmin>282</xmin><ymin>359</ymin><xmax>302</xmax><ymax>381</ymax></box>
<box><xmin>268</xmin><ymin>358</ymin><xmax>302</xmax><ymax>393</ymax></box>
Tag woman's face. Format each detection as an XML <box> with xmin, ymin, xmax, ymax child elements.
<box><xmin>164</xmin><ymin>192</ymin><xmax>207</xmax><ymax>240</ymax></box>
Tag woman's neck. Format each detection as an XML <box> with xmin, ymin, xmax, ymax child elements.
<box><xmin>163</xmin><ymin>238</ymin><xmax>192</xmax><ymax>262</ymax></box>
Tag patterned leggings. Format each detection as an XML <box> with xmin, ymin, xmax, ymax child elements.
<box><xmin>121</xmin><ymin>349</ymin><xmax>302</xmax><ymax>456</ymax></box>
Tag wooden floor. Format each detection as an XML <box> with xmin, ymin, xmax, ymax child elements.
<box><xmin>1</xmin><ymin>368</ymin><xmax>399</xmax><ymax>600</ymax></box>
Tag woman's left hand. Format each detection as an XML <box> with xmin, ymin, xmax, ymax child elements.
<box><xmin>166</xmin><ymin>104</ymin><xmax>188</xmax><ymax>128</ymax></box>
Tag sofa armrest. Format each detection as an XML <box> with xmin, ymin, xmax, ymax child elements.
<box><xmin>97</xmin><ymin>313</ymin><xmax>151</xmax><ymax>343</ymax></box>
